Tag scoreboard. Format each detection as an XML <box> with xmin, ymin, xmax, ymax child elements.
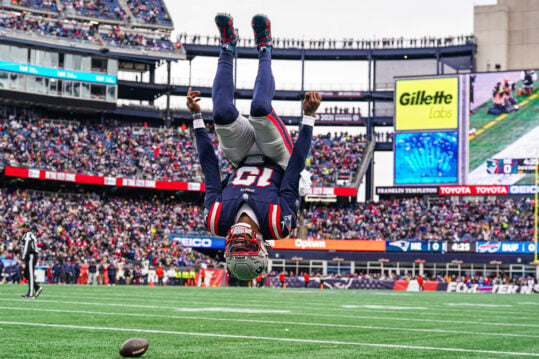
<box><xmin>486</xmin><ymin>158</ymin><xmax>539</xmax><ymax>174</ymax></box>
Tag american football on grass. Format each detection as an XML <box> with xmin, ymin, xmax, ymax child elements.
<box><xmin>119</xmin><ymin>338</ymin><xmax>149</xmax><ymax>357</ymax></box>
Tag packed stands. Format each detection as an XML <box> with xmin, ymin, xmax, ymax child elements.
<box><xmin>0</xmin><ymin>116</ymin><xmax>203</xmax><ymax>182</ymax></box>
<box><xmin>60</xmin><ymin>0</ymin><xmax>128</xmax><ymax>22</ymax></box>
<box><xmin>302</xmin><ymin>131</ymin><xmax>367</xmax><ymax>186</ymax></box>
<box><xmin>0</xmin><ymin>115</ymin><xmax>371</xmax><ymax>186</ymax></box>
<box><xmin>0</xmin><ymin>12</ymin><xmax>176</xmax><ymax>53</ymax></box>
<box><xmin>303</xmin><ymin>198</ymin><xmax>536</xmax><ymax>241</ymax></box>
<box><xmin>0</xmin><ymin>13</ymin><xmax>100</xmax><ymax>43</ymax></box>
<box><xmin>126</xmin><ymin>0</ymin><xmax>172</xmax><ymax>27</ymax></box>
<box><xmin>8</xmin><ymin>0</ymin><xmax>58</xmax><ymax>13</ymax></box>
<box><xmin>0</xmin><ymin>188</ymin><xmax>212</xmax><ymax>268</ymax></box>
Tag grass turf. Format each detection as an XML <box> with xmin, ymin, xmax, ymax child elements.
<box><xmin>469</xmin><ymin>88</ymin><xmax>539</xmax><ymax>171</ymax></box>
<box><xmin>0</xmin><ymin>284</ymin><xmax>539</xmax><ymax>358</ymax></box>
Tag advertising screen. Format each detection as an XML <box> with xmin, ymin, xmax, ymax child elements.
<box><xmin>394</xmin><ymin>131</ymin><xmax>459</xmax><ymax>184</ymax></box>
<box><xmin>0</xmin><ymin>59</ymin><xmax>117</xmax><ymax>85</ymax></box>
<box><xmin>468</xmin><ymin>69</ymin><xmax>539</xmax><ymax>185</ymax></box>
<box><xmin>395</xmin><ymin>77</ymin><xmax>459</xmax><ymax>131</ymax></box>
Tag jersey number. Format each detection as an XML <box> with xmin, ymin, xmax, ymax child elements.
<box><xmin>231</xmin><ymin>167</ymin><xmax>274</xmax><ymax>187</ymax></box>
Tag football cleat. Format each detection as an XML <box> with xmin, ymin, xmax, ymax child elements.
<box><xmin>215</xmin><ymin>13</ymin><xmax>237</xmax><ymax>52</ymax></box>
<box><xmin>21</xmin><ymin>294</ymin><xmax>32</xmax><ymax>299</ymax></box>
<box><xmin>251</xmin><ymin>14</ymin><xmax>272</xmax><ymax>52</ymax></box>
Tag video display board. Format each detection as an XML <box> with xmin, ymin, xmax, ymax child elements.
<box><xmin>467</xmin><ymin>69</ymin><xmax>538</xmax><ymax>185</ymax></box>
<box><xmin>394</xmin><ymin>131</ymin><xmax>459</xmax><ymax>184</ymax></box>
<box><xmin>394</xmin><ymin>75</ymin><xmax>469</xmax><ymax>185</ymax></box>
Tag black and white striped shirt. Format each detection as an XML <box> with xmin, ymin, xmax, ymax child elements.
<box><xmin>22</xmin><ymin>231</ymin><xmax>38</xmax><ymax>260</ymax></box>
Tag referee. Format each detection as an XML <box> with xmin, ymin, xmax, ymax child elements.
<box><xmin>20</xmin><ymin>223</ymin><xmax>42</xmax><ymax>299</ymax></box>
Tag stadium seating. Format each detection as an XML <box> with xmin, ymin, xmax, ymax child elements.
<box><xmin>0</xmin><ymin>115</ymin><xmax>369</xmax><ymax>185</ymax></box>
<box><xmin>11</xmin><ymin>0</ymin><xmax>58</xmax><ymax>12</ymax></box>
<box><xmin>303</xmin><ymin>198</ymin><xmax>536</xmax><ymax>241</ymax></box>
<box><xmin>100</xmin><ymin>27</ymin><xmax>174</xmax><ymax>52</ymax></box>
<box><xmin>0</xmin><ymin>13</ymin><xmax>176</xmax><ymax>52</ymax></box>
<box><xmin>60</xmin><ymin>0</ymin><xmax>127</xmax><ymax>22</ymax></box>
<box><xmin>126</xmin><ymin>0</ymin><xmax>172</xmax><ymax>27</ymax></box>
<box><xmin>0</xmin><ymin>188</ymin><xmax>213</xmax><ymax>269</ymax></box>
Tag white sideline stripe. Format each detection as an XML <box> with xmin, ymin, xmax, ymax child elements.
<box><xmin>446</xmin><ymin>303</ymin><xmax>512</xmax><ymax>308</ymax></box>
<box><xmin>1</xmin><ymin>306</ymin><xmax>538</xmax><ymax>339</ymax></box>
<box><xmin>1</xmin><ymin>297</ymin><xmax>538</xmax><ymax>328</ymax></box>
<box><xmin>302</xmin><ymin>313</ymin><xmax>539</xmax><ymax>329</ymax></box>
<box><xmin>2</xmin><ymin>290</ymin><xmax>538</xmax><ymax>316</ymax></box>
<box><xmin>1</xmin><ymin>321</ymin><xmax>538</xmax><ymax>357</ymax></box>
<box><xmin>0</xmin><ymin>295</ymin><xmax>535</xmax><ymax>319</ymax></box>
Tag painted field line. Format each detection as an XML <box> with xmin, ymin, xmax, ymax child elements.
<box><xmin>1</xmin><ymin>289</ymin><xmax>535</xmax><ymax>313</ymax></box>
<box><xmin>483</xmin><ymin>120</ymin><xmax>497</xmax><ymax>129</ymax></box>
<box><xmin>2</xmin><ymin>299</ymin><xmax>539</xmax><ymax>329</ymax></box>
<box><xmin>0</xmin><ymin>297</ymin><xmax>536</xmax><ymax>322</ymax></box>
<box><xmin>301</xmin><ymin>312</ymin><xmax>539</xmax><ymax>329</ymax></box>
<box><xmin>1</xmin><ymin>306</ymin><xmax>538</xmax><ymax>339</ymax></box>
<box><xmin>1</xmin><ymin>321</ymin><xmax>538</xmax><ymax>357</ymax></box>
<box><xmin>3</xmin><ymin>295</ymin><xmax>536</xmax><ymax>320</ymax></box>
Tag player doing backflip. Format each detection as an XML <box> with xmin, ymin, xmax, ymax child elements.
<box><xmin>187</xmin><ymin>13</ymin><xmax>321</xmax><ymax>280</ymax></box>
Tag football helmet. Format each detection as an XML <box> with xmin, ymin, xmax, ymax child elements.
<box><xmin>225</xmin><ymin>223</ymin><xmax>269</xmax><ymax>280</ymax></box>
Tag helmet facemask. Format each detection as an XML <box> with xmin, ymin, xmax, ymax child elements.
<box><xmin>225</xmin><ymin>223</ymin><xmax>269</xmax><ymax>280</ymax></box>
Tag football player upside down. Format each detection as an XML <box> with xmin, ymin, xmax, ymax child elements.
<box><xmin>187</xmin><ymin>13</ymin><xmax>321</xmax><ymax>280</ymax></box>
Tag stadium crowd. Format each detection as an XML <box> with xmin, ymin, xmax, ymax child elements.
<box><xmin>0</xmin><ymin>12</ymin><xmax>175</xmax><ymax>53</ymax></box>
<box><xmin>302</xmin><ymin>198</ymin><xmax>536</xmax><ymax>241</ymax></box>
<box><xmin>10</xmin><ymin>0</ymin><xmax>58</xmax><ymax>12</ymax></box>
<box><xmin>60</xmin><ymin>0</ymin><xmax>127</xmax><ymax>21</ymax></box>
<box><xmin>101</xmin><ymin>26</ymin><xmax>174</xmax><ymax>51</ymax></box>
<box><xmin>303</xmin><ymin>131</ymin><xmax>366</xmax><ymax>186</ymax></box>
<box><xmin>177</xmin><ymin>33</ymin><xmax>475</xmax><ymax>50</ymax></box>
<box><xmin>126</xmin><ymin>0</ymin><xmax>172</xmax><ymax>26</ymax></box>
<box><xmin>0</xmin><ymin>115</ymin><xmax>367</xmax><ymax>185</ymax></box>
<box><xmin>0</xmin><ymin>13</ymin><xmax>100</xmax><ymax>43</ymax></box>
<box><xmin>0</xmin><ymin>188</ymin><xmax>216</xmax><ymax>279</ymax></box>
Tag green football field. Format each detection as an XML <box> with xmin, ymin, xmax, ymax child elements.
<box><xmin>0</xmin><ymin>285</ymin><xmax>539</xmax><ymax>358</ymax></box>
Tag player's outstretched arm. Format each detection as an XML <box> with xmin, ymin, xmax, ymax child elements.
<box><xmin>279</xmin><ymin>92</ymin><xmax>322</xmax><ymax>207</ymax></box>
<box><xmin>187</xmin><ymin>87</ymin><xmax>223</xmax><ymax>205</ymax></box>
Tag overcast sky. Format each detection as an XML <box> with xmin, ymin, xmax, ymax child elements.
<box><xmin>165</xmin><ymin>0</ymin><xmax>497</xmax><ymax>40</ymax></box>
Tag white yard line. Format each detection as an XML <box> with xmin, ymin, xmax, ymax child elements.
<box><xmin>0</xmin><ymin>320</ymin><xmax>538</xmax><ymax>357</ymax></box>
<box><xmin>0</xmin><ymin>296</ymin><xmax>536</xmax><ymax>318</ymax></box>
<box><xmin>1</xmin><ymin>306</ymin><xmax>538</xmax><ymax>339</ymax></box>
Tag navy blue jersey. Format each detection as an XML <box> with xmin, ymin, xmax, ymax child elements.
<box><xmin>194</xmin><ymin>123</ymin><xmax>313</xmax><ymax>239</ymax></box>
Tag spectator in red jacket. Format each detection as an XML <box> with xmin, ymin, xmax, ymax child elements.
<box><xmin>155</xmin><ymin>265</ymin><xmax>164</xmax><ymax>286</ymax></box>
<box><xmin>303</xmin><ymin>272</ymin><xmax>310</xmax><ymax>288</ymax></box>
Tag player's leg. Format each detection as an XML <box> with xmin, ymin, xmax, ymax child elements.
<box><xmin>28</xmin><ymin>254</ymin><xmax>35</xmax><ymax>297</ymax></box>
<box><xmin>249</xmin><ymin>14</ymin><xmax>293</xmax><ymax>169</ymax></box>
<box><xmin>33</xmin><ymin>255</ymin><xmax>42</xmax><ymax>297</ymax></box>
<box><xmin>213</xmin><ymin>13</ymin><xmax>256</xmax><ymax>167</ymax></box>
<box><xmin>22</xmin><ymin>259</ymin><xmax>31</xmax><ymax>297</ymax></box>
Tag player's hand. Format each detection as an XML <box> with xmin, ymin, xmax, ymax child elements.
<box><xmin>186</xmin><ymin>87</ymin><xmax>201</xmax><ymax>114</ymax></box>
<box><xmin>303</xmin><ymin>92</ymin><xmax>321</xmax><ymax>116</ymax></box>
